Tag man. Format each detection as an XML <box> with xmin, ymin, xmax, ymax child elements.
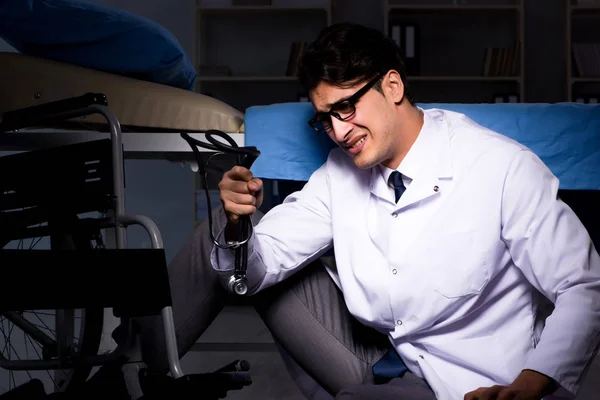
<box><xmin>208</xmin><ymin>22</ymin><xmax>600</xmax><ymax>400</ymax></box>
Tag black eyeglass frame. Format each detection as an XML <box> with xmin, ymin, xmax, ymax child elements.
<box><xmin>308</xmin><ymin>72</ymin><xmax>384</xmax><ymax>133</ymax></box>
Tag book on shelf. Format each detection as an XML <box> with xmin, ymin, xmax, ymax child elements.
<box><xmin>482</xmin><ymin>43</ymin><xmax>520</xmax><ymax>77</ymax></box>
<box><xmin>493</xmin><ymin>93</ymin><xmax>519</xmax><ymax>103</ymax></box>
<box><xmin>286</xmin><ymin>41</ymin><xmax>307</xmax><ymax>76</ymax></box>
<box><xmin>272</xmin><ymin>0</ymin><xmax>330</xmax><ymax>6</ymax></box>
<box><xmin>389</xmin><ymin>21</ymin><xmax>420</xmax><ymax>76</ymax></box>
<box><xmin>572</xmin><ymin>43</ymin><xmax>600</xmax><ymax>77</ymax></box>
<box><xmin>575</xmin><ymin>95</ymin><xmax>599</xmax><ymax>103</ymax></box>
<box><xmin>575</xmin><ymin>0</ymin><xmax>600</xmax><ymax>6</ymax></box>
<box><xmin>232</xmin><ymin>0</ymin><xmax>271</xmax><ymax>5</ymax></box>
<box><xmin>297</xmin><ymin>93</ymin><xmax>309</xmax><ymax>102</ymax></box>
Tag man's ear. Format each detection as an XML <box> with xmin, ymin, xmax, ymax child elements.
<box><xmin>385</xmin><ymin>70</ymin><xmax>405</xmax><ymax>105</ymax></box>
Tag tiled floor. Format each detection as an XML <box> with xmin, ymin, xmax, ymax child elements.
<box><xmin>181</xmin><ymin>306</ymin><xmax>306</xmax><ymax>400</ymax></box>
<box><xmin>188</xmin><ymin>305</ymin><xmax>600</xmax><ymax>400</ymax></box>
<box><xmin>180</xmin><ymin>350</ymin><xmax>305</xmax><ymax>399</ymax></box>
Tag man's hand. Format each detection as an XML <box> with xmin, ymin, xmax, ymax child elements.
<box><xmin>464</xmin><ymin>384</ymin><xmax>541</xmax><ymax>400</ymax></box>
<box><xmin>218</xmin><ymin>165</ymin><xmax>263</xmax><ymax>242</ymax></box>
<box><xmin>464</xmin><ymin>369</ymin><xmax>557</xmax><ymax>400</ymax></box>
<box><xmin>219</xmin><ymin>165</ymin><xmax>264</xmax><ymax>224</ymax></box>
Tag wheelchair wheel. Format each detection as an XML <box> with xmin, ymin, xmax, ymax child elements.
<box><xmin>0</xmin><ymin>227</ymin><xmax>104</xmax><ymax>395</ymax></box>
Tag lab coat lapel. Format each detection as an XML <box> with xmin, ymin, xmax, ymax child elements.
<box><xmin>396</xmin><ymin>175</ymin><xmax>441</xmax><ymax>210</ymax></box>
<box><xmin>367</xmin><ymin>168</ymin><xmax>390</xmax><ymax>256</ymax></box>
<box><xmin>391</xmin><ymin>109</ymin><xmax>454</xmax><ymax>251</ymax></box>
<box><xmin>396</xmin><ymin>108</ymin><xmax>452</xmax><ymax>210</ymax></box>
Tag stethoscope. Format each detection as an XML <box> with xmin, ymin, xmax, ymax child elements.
<box><xmin>180</xmin><ymin>130</ymin><xmax>260</xmax><ymax>296</ymax></box>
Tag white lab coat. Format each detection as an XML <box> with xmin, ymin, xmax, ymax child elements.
<box><xmin>211</xmin><ymin>108</ymin><xmax>600</xmax><ymax>399</ymax></box>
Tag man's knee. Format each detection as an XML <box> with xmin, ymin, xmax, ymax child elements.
<box><xmin>334</xmin><ymin>384</ymin><xmax>372</xmax><ymax>399</ymax></box>
<box><xmin>334</xmin><ymin>374</ymin><xmax>438</xmax><ymax>400</ymax></box>
<box><xmin>334</xmin><ymin>382</ymin><xmax>436</xmax><ymax>400</ymax></box>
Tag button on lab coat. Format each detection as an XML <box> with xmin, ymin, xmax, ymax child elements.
<box><xmin>211</xmin><ymin>108</ymin><xmax>600</xmax><ymax>399</ymax></box>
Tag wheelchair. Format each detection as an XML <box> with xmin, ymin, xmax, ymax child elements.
<box><xmin>0</xmin><ymin>94</ymin><xmax>252</xmax><ymax>399</ymax></box>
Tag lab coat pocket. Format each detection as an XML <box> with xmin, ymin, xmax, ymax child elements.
<box><xmin>426</xmin><ymin>230</ymin><xmax>490</xmax><ymax>299</ymax></box>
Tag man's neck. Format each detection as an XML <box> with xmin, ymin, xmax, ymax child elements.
<box><xmin>402</xmin><ymin>105</ymin><xmax>425</xmax><ymax>140</ymax></box>
<box><xmin>383</xmin><ymin>105</ymin><xmax>425</xmax><ymax>170</ymax></box>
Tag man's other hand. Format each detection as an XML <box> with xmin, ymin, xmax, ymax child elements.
<box><xmin>464</xmin><ymin>369</ymin><xmax>557</xmax><ymax>400</ymax></box>
<box><xmin>464</xmin><ymin>384</ymin><xmax>542</xmax><ymax>400</ymax></box>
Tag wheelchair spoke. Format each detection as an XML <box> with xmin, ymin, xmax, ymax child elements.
<box><xmin>0</xmin><ymin>322</ymin><xmax>34</xmax><ymax>391</ymax></box>
<box><xmin>2</xmin><ymin>312</ymin><xmax>56</xmax><ymax>350</ymax></box>
<box><xmin>0</xmin><ymin>310</ymin><xmax>88</xmax><ymax>393</ymax></box>
<box><xmin>0</xmin><ymin>318</ymin><xmax>16</xmax><ymax>356</ymax></box>
<box><xmin>22</xmin><ymin>329</ymin><xmax>55</xmax><ymax>387</ymax></box>
<box><xmin>0</xmin><ymin>164</ymin><xmax>106</xmax><ymax>394</ymax></box>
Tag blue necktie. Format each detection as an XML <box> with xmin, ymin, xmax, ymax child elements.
<box><xmin>389</xmin><ymin>170</ymin><xmax>406</xmax><ymax>203</ymax></box>
<box><xmin>372</xmin><ymin>170</ymin><xmax>409</xmax><ymax>381</ymax></box>
<box><xmin>372</xmin><ymin>347</ymin><xmax>408</xmax><ymax>380</ymax></box>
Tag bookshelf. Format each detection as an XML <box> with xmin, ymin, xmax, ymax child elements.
<box><xmin>192</xmin><ymin>0</ymin><xmax>332</xmax><ymax>225</ymax></box>
<box><xmin>383</xmin><ymin>0</ymin><xmax>525</xmax><ymax>103</ymax></box>
<box><xmin>566</xmin><ymin>0</ymin><xmax>600</xmax><ymax>102</ymax></box>
<box><xmin>194</xmin><ymin>0</ymin><xmax>332</xmax><ymax>112</ymax></box>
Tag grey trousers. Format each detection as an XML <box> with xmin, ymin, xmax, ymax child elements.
<box><xmin>140</xmin><ymin>206</ymin><xmax>436</xmax><ymax>399</ymax></box>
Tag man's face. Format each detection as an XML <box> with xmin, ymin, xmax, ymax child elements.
<box><xmin>310</xmin><ymin>76</ymin><xmax>399</xmax><ymax>169</ymax></box>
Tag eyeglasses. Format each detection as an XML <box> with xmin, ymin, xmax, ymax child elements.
<box><xmin>308</xmin><ymin>73</ymin><xmax>384</xmax><ymax>133</ymax></box>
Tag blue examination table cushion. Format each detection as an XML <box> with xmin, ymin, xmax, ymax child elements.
<box><xmin>245</xmin><ymin>102</ymin><xmax>600</xmax><ymax>190</ymax></box>
<box><xmin>0</xmin><ymin>0</ymin><xmax>196</xmax><ymax>91</ymax></box>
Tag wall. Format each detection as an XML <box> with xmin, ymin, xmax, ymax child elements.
<box><xmin>0</xmin><ymin>2</ymin><xmax>198</xmax><ymax>263</ymax></box>
<box><xmin>0</xmin><ymin>39</ymin><xmax>15</xmax><ymax>53</ymax></box>
<box><xmin>67</xmin><ymin>1</ymin><xmax>196</xmax><ymax>261</ymax></box>
<box><xmin>523</xmin><ymin>0</ymin><xmax>566</xmax><ymax>102</ymax></box>
<box><xmin>0</xmin><ymin>0</ymin><xmax>572</xmax><ymax>261</ymax></box>
<box><xmin>108</xmin><ymin>0</ymin><xmax>569</xmax><ymax>262</ymax></box>
<box><xmin>337</xmin><ymin>0</ymin><xmax>569</xmax><ymax>103</ymax></box>
<box><xmin>0</xmin><ymin>0</ymin><xmax>589</xmax><ymax>396</ymax></box>
<box><xmin>91</xmin><ymin>0</ymin><xmax>196</xmax><ymax>60</ymax></box>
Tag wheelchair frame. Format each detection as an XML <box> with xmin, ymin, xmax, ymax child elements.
<box><xmin>0</xmin><ymin>93</ymin><xmax>187</xmax><ymax>399</ymax></box>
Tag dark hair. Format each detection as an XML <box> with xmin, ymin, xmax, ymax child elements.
<box><xmin>298</xmin><ymin>23</ymin><xmax>411</xmax><ymax>103</ymax></box>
